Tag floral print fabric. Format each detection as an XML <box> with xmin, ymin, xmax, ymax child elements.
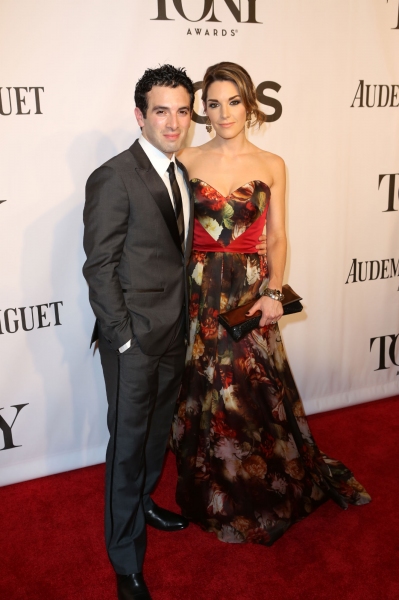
<box><xmin>193</xmin><ymin>178</ymin><xmax>268</xmax><ymax>246</ymax></box>
<box><xmin>172</xmin><ymin>180</ymin><xmax>370</xmax><ymax>545</ymax></box>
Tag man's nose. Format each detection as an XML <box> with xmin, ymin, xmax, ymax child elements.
<box><xmin>167</xmin><ymin>112</ymin><xmax>178</xmax><ymax>129</ymax></box>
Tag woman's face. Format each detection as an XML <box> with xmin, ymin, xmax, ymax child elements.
<box><xmin>204</xmin><ymin>80</ymin><xmax>247</xmax><ymax>139</ymax></box>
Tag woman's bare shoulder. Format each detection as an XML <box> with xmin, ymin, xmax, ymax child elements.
<box><xmin>247</xmin><ymin>147</ymin><xmax>285</xmax><ymax>188</ymax></box>
<box><xmin>256</xmin><ymin>148</ymin><xmax>285</xmax><ymax>169</ymax></box>
<box><xmin>257</xmin><ymin>149</ymin><xmax>286</xmax><ymax>184</ymax></box>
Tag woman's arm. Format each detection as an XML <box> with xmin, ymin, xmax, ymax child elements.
<box><xmin>265</xmin><ymin>156</ymin><xmax>287</xmax><ymax>291</ymax></box>
<box><xmin>247</xmin><ymin>156</ymin><xmax>287</xmax><ymax>327</ymax></box>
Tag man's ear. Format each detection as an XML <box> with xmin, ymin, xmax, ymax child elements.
<box><xmin>134</xmin><ymin>107</ymin><xmax>145</xmax><ymax>128</ymax></box>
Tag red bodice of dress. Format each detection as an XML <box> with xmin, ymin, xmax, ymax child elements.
<box><xmin>192</xmin><ymin>209</ymin><xmax>267</xmax><ymax>253</ymax></box>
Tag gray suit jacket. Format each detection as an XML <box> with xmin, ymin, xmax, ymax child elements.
<box><xmin>83</xmin><ymin>140</ymin><xmax>194</xmax><ymax>356</ymax></box>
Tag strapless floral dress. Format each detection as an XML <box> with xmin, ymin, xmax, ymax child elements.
<box><xmin>171</xmin><ymin>179</ymin><xmax>370</xmax><ymax>545</ymax></box>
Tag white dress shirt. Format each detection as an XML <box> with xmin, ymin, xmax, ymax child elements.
<box><xmin>119</xmin><ymin>136</ymin><xmax>191</xmax><ymax>354</ymax></box>
<box><xmin>138</xmin><ymin>135</ymin><xmax>190</xmax><ymax>243</ymax></box>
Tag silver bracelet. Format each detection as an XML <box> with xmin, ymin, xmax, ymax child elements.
<box><xmin>262</xmin><ymin>288</ymin><xmax>284</xmax><ymax>302</ymax></box>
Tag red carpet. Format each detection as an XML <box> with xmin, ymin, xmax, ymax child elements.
<box><xmin>1</xmin><ymin>396</ymin><xmax>399</xmax><ymax>600</ymax></box>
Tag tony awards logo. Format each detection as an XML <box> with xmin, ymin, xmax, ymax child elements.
<box><xmin>378</xmin><ymin>173</ymin><xmax>399</xmax><ymax>212</ymax></box>
<box><xmin>370</xmin><ymin>334</ymin><xmax>399</xmax><ymax>371</ymax></box>
<box><xmin>152</xmin><ymin>0</ymin><xmax>261</xmax><ymax>23</ymax></box>
<box><xmin>387</xmin><ymin>0</ymin><xmax>399</xmax><ymax>29</ymax></box>
<box><xmin>0</xmin><ymin>404</ymin><xmax>29</xmax><ymax>451</ymax></box>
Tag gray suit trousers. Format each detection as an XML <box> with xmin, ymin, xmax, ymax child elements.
<box><xmin>98</xmin><ymin>315</ymin><xmax>186</xmax><ymax>574</ymax></box>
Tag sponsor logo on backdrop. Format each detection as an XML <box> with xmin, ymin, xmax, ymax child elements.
<box><xmin>378</xmin><ymin>173</ymin><xmax>399</xmax><ymax>212</ymax></box>
<box><xmin>370</xmin><ymin>334</ymin><xmax>399</xmax><ymax>371</ymax></box>
<box><xmin>350</xmin><ymin>80</ymin><xmax>399</xmax><ymax>107</ymax></box>
<box><xmin>345</xmin><ymin>258</ymin><xmax>399</xmax><ymax>284</ymax></box>
<box><xmin>0</xmin><ymin>87</ymin><xmax>44</xmax><ymax>115</ymax></box>
<box><xmin>0</xmin><ymin>302</ymin><xmax>63</xmax><ymax>334</ymax></box>
<box><xmin>0</xmin><ymin>200</ymin><xmax>6</xmax><ymax>205</ymax></box>
<box><xmin>0</xmin><ymin>404</ymin><xmax>29</xmax><ymax>451</ymax></box>
<box><xmin>192</xmin><ymin>79</ymin><xmax>282</xmax><ymax>124</ymax></box>
<box><xmin>387</xmin><ymin>0</ymin><xmax>399</xmax><ymax>29</ymax></box>
<box><xmin>152</xmin><ymin>0</ymin><xmax>261</xmax><ymax>36</ymax></box>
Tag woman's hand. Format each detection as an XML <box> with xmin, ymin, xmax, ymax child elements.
<box><xmin>256</xmin><ymin>234</ymin><xmax>267</xmax><ymax>255</ymax></box>
<box><xmin>246</xmin><ymin>295</ymin><xmax>283</xmax><ymax>327</ymax></box>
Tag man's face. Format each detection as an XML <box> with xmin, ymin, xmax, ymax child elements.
<box><xmin>135</xmin><ymin>85</ymin><xmax>192</xmax><ymax>158</ymax></box>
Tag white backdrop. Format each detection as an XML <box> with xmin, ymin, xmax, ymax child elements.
<box><xmin>1</xmin><ymin>0</ymin><xmax>398</xmax><ymax>486</ymax></box>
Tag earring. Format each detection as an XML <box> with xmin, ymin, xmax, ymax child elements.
<box><xmin>246</xmin><ymin>115</ymin><xmax>251</xmax><ymax>128</ymax></box>
<box><xmin>206</xmin><ymin>117</ymin><xmax>212</xmax><ymax>133</ymax></box>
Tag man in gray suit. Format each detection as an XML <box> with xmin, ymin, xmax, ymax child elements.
<box><xmin>83</xmin><ymin>65</ymin><xmax>194</xmax><ymax>600</ymax></box>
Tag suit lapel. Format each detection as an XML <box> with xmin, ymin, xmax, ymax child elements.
<box><xmin>129</xmin><ymin>141</ymin><xmax>182</xmax><ymax>254</ymax></box>
<box><xmin>176</xmin><ymin>157</ymin><xmax>194</xmax><ymax>265</ymax></box>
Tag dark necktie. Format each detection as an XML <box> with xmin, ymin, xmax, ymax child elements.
<box><xmin>167</xmin><ymin>162</ymin><xmax>185</xmax><ymax>252</ymax></box>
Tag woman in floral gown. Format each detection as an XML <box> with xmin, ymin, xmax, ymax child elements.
<box><xmin>172</xmin><ymin>62</ymin><xmax>370</xmax><ymax>545</ymax></box>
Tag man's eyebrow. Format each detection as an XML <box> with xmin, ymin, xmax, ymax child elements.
<box><xmin>151</xmin><ymin>105</ymin><xmax>191</xmax><ymax>111</ymax></box>
<box><xmin>207</xmin><ymin>94</ymin><xmax>241</xmax><ymax>102</ymax></box>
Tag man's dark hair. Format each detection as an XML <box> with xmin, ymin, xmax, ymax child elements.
<box><xmin>135</xmin><ymin>64</ymin><xmax>195</xmax><ymax>118</ymax></box>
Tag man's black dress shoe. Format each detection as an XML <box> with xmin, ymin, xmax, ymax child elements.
<box><xmin>144</xmin><ymin>503</ymin><xmax>189</xmax><ymax>531</ymax></box>
<box><xmin>116</xmin><ymin>573</ymin><xmax>152</xmax><ymax>600</ymax></box>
